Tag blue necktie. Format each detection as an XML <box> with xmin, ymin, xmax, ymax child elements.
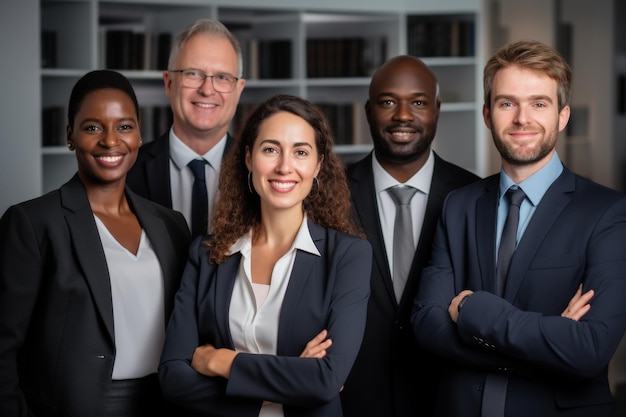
<box><xmin>188</xmin><ymin>159</ymin><xmax>208</xmax><ymax>238</ymax></box>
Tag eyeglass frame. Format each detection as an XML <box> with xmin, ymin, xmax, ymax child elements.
<box><xmin>169</xmin><ymin>69</ymin><xmax>240</xmax><ymax>93</ymax></box>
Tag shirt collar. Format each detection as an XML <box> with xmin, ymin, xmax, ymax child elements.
<box><xmin>372</xmin><ymin>148</ymin><xmax>434</xmax><ymax>194</ymax></box>
<box><xmin>499</xmin><ymin>151</ymin><xmax>564</xmax><ymax>206</ymax></box>
<box><xmin>168</xmin><ymin>127</ymin><xmax>227</xmax><ymax>171</ymax></box>
<box><xmin>228</xmin><ymin>215</ymin><xmax>321</xmax><ymax>258</ymax></box>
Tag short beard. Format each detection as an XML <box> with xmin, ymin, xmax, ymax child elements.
<box><xmin>371</xmin><ymin>128</ymin><xmax>434</xmax><ymax>165</ymax></box>
<box><xmin>494</xmin><ymin>131</ymin><xmax>557</xmax><ymax>166</ymax></box>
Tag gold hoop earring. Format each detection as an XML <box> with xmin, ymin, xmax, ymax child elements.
<box><xmin>248</xmin><ymin>171</ymin><xmax>255</xmax><ymax>194</ymax></box>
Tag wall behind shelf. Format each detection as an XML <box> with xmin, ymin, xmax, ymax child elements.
<box><xmin>0</xmin><ymin>0</ymin><xmax>40</xmax><ymax>214</ymax></box>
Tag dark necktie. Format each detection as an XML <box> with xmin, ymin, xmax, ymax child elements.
<box><xmin>188</xmin><ymin>159</ymin><xmax>208</xmax><ymax>238</ymax></box>
<box><xmin>482</xmin><ymin>188</ymin><xmax>525</xmax><ymax>417</ymax></box>
<box><xmin>496</xmin><ymin>187</ymin><xmax>526</xmax><ymax>296</ymax></box>
<box><xmin>388</xmin><ymin>186</ymin><xmax>418</xmax><ymax>303</ymax></box>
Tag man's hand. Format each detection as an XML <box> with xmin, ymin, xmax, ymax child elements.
<box><xmin>561</xmin><ymin>284</ymin><xmax>594</xmax><ymax>321</ymax></box>
<box><xmin>448</xmin><ymin>290</ymin><xmax>474</xmax><ymax>323</ymax></box>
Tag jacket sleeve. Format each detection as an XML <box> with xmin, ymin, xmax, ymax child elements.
<box><xmin>456</xmin><ymin>197</ymin><xmax>626</xmax><ymax>378</ymax></box>
<box><xmin>159</xmin><ymin>238</ymin><xmax>259</xmax><ymax>416</ymax></box>
<box><xmin>0</xmin><ymin>205</ymin><xmax>42</xmax><ymax>417</ymax></box>
<box><xmin>412</xmin><ymin>193</ymin><xmax>626</xmax><ymax>378</ymax></box>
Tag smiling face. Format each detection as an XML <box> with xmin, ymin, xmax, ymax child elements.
<box><xmin>245</xmin><ymin>112</ymin><xmax>322</xmax><ymax>216</ymax></box>
<box><xmin>164</xmin><ymin>33</ymin><xmax>245</xmax><ymax>148</ymax></box>
<box><xmin>67</xmin><ymin>88</ymin><xmax>141</xmax><ymax>187</ymax></box>
<box><xmin>366</xmin><ymin>56</ymin><xmax>440</xmax><ymax>169</ymax></box>
<box><xmin>483</xmin><ymin>65</ymin><xmax>570</xmax><ymax>176</ymax></box>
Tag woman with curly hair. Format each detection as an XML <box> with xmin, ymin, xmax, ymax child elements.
<box><xmin>159</xmin><ymin>94</ymin><xmax>372</xmax><ymax>417</ymax></box>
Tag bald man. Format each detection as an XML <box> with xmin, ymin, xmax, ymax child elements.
<box><xmin>341</xmin><ymin>55</ymin><xmax>479</xmax><ymax>417</ymax></box>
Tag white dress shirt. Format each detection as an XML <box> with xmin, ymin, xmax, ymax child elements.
<box><xmin>168</xmin><ymin>128</ymin><xmax>227</xmax><ymax>231</ymax></box>
<box><xmin>94</xmin><ymin>216</ymin><xmax>164</xmax><ymax>380</ymax></box>
<box><xmin>372</xmin><ymin>149</ymin><xmax>434</xmax><ymax>279</ymax></box>
<box><xmin>227</xmin><ymin>216</ymin><xmax>321</xmax><ymax>417</ymax></box>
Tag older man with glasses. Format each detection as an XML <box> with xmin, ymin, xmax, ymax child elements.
<box><xmin>127</xmin><ymin>18</ymin><xmax>246</xmax><ymax>238</ymax></box>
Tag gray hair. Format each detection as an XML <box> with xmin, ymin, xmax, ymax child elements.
<box><xmin>168</xmin><ymin>18</ymin><xmax>243</xmax><ymax>78</ymax></box>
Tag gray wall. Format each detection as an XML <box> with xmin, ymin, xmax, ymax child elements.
<box><xmin>0</xmin><ymin>0</ymin><xmax>41</xmax><ymax>214</ymax></box>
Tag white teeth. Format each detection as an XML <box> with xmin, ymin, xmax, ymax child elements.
<box><xmin>391</xmin><ymin>132</ymin><xmax>412</xmax><ymax>137</ymax></box>
<box><xmin>196</xmin><ymin>103</ymin><xmax>216</xmax><ymax>108</ymax></box>
<box><xmin>97</xmin><ymin>155</ymin><xmax>122</xmax><ymax>163</ymax></box>
<box><xmin>271</xmin><ymin>181</ymin><xmax>295</xmax><ymax>189</ymax></box>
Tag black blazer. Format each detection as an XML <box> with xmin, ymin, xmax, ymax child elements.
<box><xmin>126</xmin><ymin>131</ymin><xmax>234</xmax><ymax>209</ymax></box>
<box><xmin>412</xmin><ymin>168</ymin><xmax>626</xmax><ymax>416</ymax></box>
<box><xmin>0</xmin><ymin>174</ymin><xmax>191</xmax><ymax>417</ymax></box>
<box><xmin>159</xmin><ymin>220</ymin><xmax>373</xmax><ymax>417</ymax></box>
<box><xmin>341</xmin><ymin>151</ymin><xmax>479</xmax><ymax>417</ymax></box>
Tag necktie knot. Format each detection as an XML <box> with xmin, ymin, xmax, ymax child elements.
<box><xmin>188</xmin><ymin>159</ymin><xmax>207</xmax><ymax>182</ymax></box>
<box><xmin>388</xmin><ymin>186</ymin><xmax>417</xmax><ymax>206</ymax></box>
<box><xmin>506</xmin><ymin>187</ymin><xmax>526</xmax><ymax>208</ymax></box>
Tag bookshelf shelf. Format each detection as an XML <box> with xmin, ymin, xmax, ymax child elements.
<box><xmin>37</xmin><ymin>0</ymin><xmax>485</xmax><ymax>194</ymax></box>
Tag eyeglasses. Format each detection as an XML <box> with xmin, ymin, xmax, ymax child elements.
<box><xmin>169</xmin><ymin>69</ymin><xmax>239</xmax><ymax>93</ymax></box>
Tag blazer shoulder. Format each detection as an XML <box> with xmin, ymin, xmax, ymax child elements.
<box><xmin>433</xmin><ymin>152</ymin><xmax>481</xmax><ymax>183</ymax></box>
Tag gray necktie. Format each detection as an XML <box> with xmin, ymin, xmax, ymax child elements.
<box><xmin>388</xmin><ymin>186</ymin><xmax>418</xmax><ymax>303</ymax></box>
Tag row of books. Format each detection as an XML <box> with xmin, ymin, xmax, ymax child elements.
<box><xmin>42</xmin><ymin>19</ymin><xmax>473</xmax><ymax>72</ymax></box>
<box><xmin>42</xmin><ymin>105</ymin><xmax>173</xmax><ymax>146</ymax></box>
<box><xmin>231</xmin><ymin>102</ymin><xmax>370</xmax><ymax>146</ymax></box>
<box><xmin>307</xmin><ymin>37</ymin><xmax>387</xmax><ymax>78</ymax></box>
<box><xmin>240</xmin><ymin>36</ymin><xmax>387</xmax><ymax>80</ymax></box>
<box><xmin>101</xmin><ymin>28</ymin><xmax>172</xmax><ymax>71</ymax></box>
<box><xmin>41</xmin><ymin>28</ymin><xmax>172</xmax><ymax>70</ymax></box>
<box><xmin>407</xmin><ymin>17</ymin><xmax>475</xmax><ymax>58</ymax></box>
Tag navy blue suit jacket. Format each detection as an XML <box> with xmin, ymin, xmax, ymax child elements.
<box><xmin>411</xmin><ymin>168</ymin><xmax>626</xmax><ymax>416</ymax></box>
<box><xmin>0</xmin><ymin>174</ymin><xmax>191</xmax><ymax>417</ymax></box>
<box><xmin>159</xmin><ymin>220</ymin><xmax>372</xmax><ymax>417</ymax></box>
<box><xmin>341</xmin><ymin>152</ymin><xmax>479</xmax><ymax>417</ymax></box>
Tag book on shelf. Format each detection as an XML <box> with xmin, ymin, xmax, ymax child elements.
<box><xmin>306</xmin><ymin>37</ymin><xmax>386</xmax><ymax>78</ymax></box>
<box><xmin>42</xmin><ymin>106</ymin><xmax>65</xmax><ymax>147</ymax></box>
<box><xmin>316</xmin><ymin>102</ymin><xmax>372</xmax><ymax>146</ymax></box>
<box><xmin>139</xmin><ymin>105</ymin><xmax>173</xmax><ymax>142</ymax></box>
<box><xmin>407</xmin><ymin>16</ymin><xmax>475</xmax><ymax>58</ymax></box>
<box><xmin>244</xmin><ymin>39</ymin><xmax>292</xmax><ymax>80</ymax></box>
<box><xmin>99</xmin><ymin>24</ymin><xmax>172</xmax><ymax>70</ymax></box>
<box><xmin>41</xmin><ymin>30</ymin><xmax>57</xmax><ymax>68</ymax></box>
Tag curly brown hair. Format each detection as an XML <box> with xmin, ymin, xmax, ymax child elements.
<box><xmin>207</xmin><ymin>94</ymin><xmax>363</xmax><ymax>264</ymax></box>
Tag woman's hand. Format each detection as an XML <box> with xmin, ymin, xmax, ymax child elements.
<box><xmin>191</xmin><ymin>344</ymin><xmax>238</xmax><ymax>378</ymax></box>
<box><xmin>300</xmin><ymin>329</ymin><xmax>332</xmax><ymax>358</ymax></box>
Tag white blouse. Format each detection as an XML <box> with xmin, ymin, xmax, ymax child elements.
<box><xmin>227</xmin><ymin>216</ymin><xmax>320</xmax><ymax>417</ymax></box>
<box><xmin>94</xmin><ymin>216</ymin><xmax>164</xmax><ymax>380</ymax></box>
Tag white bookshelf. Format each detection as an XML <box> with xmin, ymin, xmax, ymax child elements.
<box><xmin>32</xmin><ymin>0</ymin><xmax>486</xmax><ymax>197</ymax></box>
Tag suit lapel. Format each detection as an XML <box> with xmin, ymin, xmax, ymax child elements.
<box><xmin>145</xmin><ymin>133</ymin><xmax>172</xmax><ymax>208</ymax></box>
<box><xmin>504</xmin><ymin>170</ymin><xmax>574</xmax><ymax>300</ymax></box>
<box><xmin>60</xmin><ymin>175</ymin><xmax>115</xmax><ymax>342</ymax></box>
<box><xmin>476</xmin><ymin>177</ymin><xmax>499</xmax><ymax>293</ymax></box>
<box><xmin>348</xmin><ymin>154</ymin><xmax>396</xmax><ymax>305</ymax></box>
<box><xmin>127</xmin><ymin>189</ymin><xmax>179</xmax><ymax>320</ymax></box>
<box><xmin>277</xmin><ymin>219</ymin><xmax>323</xmax><ymax>353</ymax></box>
<box><xmin>214</xmin><ymin>254</ymin><xmax>240</xmax><ymax>347</ymax></box>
